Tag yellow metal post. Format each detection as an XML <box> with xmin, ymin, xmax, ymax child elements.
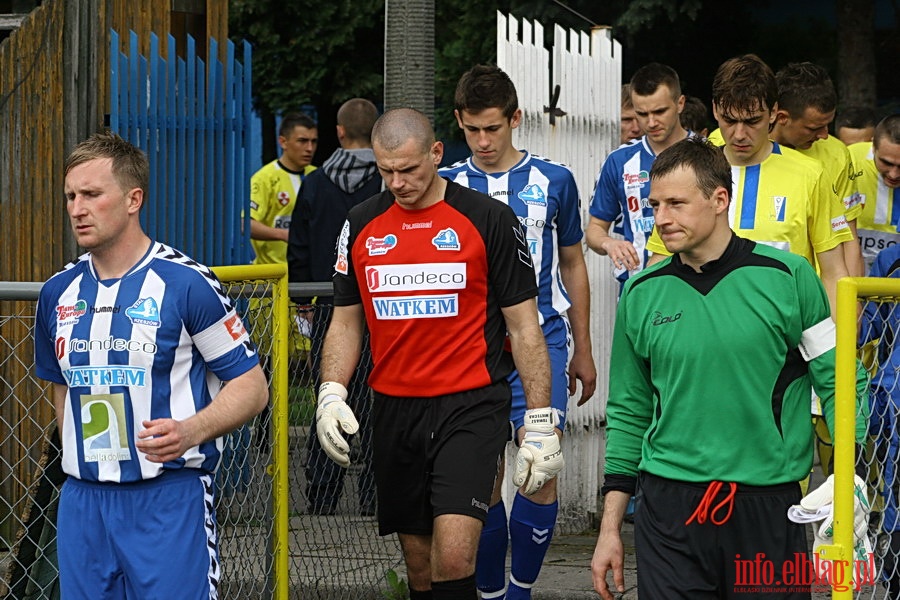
<box><xmin>817</xmin><ymin>277</ymin><xmax>858</xmax><ymax>599</ymax></box>
<box><xmin>212</xmin><ymin>264</ymin><xmax>290</xmax><ymax>599</ymax></box>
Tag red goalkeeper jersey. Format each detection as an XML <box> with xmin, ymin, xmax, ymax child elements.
<box><xmin>333</xmin><ymin>180</ymin><xmax>537</xmax><ymax>397</ymax></box>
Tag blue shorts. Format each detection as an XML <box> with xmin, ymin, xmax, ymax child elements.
<box><xmin>508</xmin><ymin>315</ymin><xmax>571</xmax><ymax>434</ymax></box>
<box><xmin>57</xmin><ymin>469</ymin><xmax>220</xmax><ymax>600</ymax></box>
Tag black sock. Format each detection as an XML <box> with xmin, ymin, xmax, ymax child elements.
<box><xmin>409</xmin><ymin>588</ymin><xmax>433</xmax><ymax>600</ymax></box>
<box><xmin>432</xmin><ymin>574</ymin><xmax>477</xmax><ymax>600</ymax></box>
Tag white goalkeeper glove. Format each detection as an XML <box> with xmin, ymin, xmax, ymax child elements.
<box><xmin>513</xmin><ymin>407</ymin><xmax>564</xmax><ymax>495</ymax></box>
<box><xmin>787</xmin><ymin>474</ymin><xmax>872</xmax><ymax>567</ymax></box>
<box><xmin>315</xmin><ymin>382</ymin><xmax>359</xmax><ymax>468</ymax></box>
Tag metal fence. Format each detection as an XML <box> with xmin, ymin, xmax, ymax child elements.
<box><xmin>0</xmin><ymin>274</ymin><xmax>403</xmax><ymax>600</ymax></box>
<box><xmin>831</xmin><ymin>277</ymin><xmax>900</xmax><ymax>599</ymax></box>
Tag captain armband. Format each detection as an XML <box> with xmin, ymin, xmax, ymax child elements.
<box><xmin>798</xmin><ymin>318</ymin><xmax>836</xmax><ymax>362</ymax></box>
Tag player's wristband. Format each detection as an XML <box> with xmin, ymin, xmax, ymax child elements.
<box><xmin>318</xmin><ymin>381</ymin><xmax>348</xmax><ymax>404</ymax></box>
<box><xmin>524</xmin><ymin>407</ymin><xmax>557</xmax><ymax>434</ymax></box>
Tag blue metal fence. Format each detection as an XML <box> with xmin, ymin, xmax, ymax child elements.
<box><xmin>109</xmin><ymin>30</ymin><xmax>254</xmax><ymax>266</ymax></box>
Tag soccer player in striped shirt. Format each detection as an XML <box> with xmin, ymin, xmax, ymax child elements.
<box><xmin>34</xmin><ymin>132</ymin><xmax>268</xmax><ymax>598</ymax></box>
<box><xmin>586</xmin><ymin>63</ymin><xmax>692</xmax><ymax>289</ymax></box>
<box><xmin>440</xmin><ymin>64</ymin><xmax>596</xmax><ymax>600</ymax></box>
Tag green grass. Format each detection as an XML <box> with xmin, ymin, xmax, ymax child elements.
<box><xmin>288</xmin><ymin>384</ymin><xmax>316</xmax><ymax>426</ymax></box>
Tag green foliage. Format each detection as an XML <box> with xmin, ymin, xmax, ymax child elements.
<box><xmin>229</xmin><ymin>0</ymin><xmax>385</xmax><ymax>115</ymax></box>
<box><xmin>289</xmin><ymin>385</ymin><xmax>316</xmax><ymax>426</ymax></box>
<box><xmin>381</xmin><ymin>568</ymin><xmax>410</xmax><ymax>600</ymax></box>
<box><xmin>615</xmin><ymin>0</ymin><xmax>704</xmax><ymax>35</ymax></box>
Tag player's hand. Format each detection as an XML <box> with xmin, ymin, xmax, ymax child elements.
<box><xmin>513</xmin><ymin>407</ymin><xmax>564</xmax><ymax>495</ymax></box>
<box><xmin>592</xmin><ymin>530</ymin><xmax>625</xmax><ymax>600</ymax></box>
<box><xmin>568</xmin><ymin>348</ymin><xmax>597</xmax><ymax>406</ymax></box>
<box><xmin>315</xmin><ymin>382</ymin><xmax>359</xmax><ymax>468</ymax></box>
<box><xmin>789</xmin><ymin>473</ymin><xmax>872</xmax><ymax>564</ymax></box>
<box><xmin>136</xmin><ymin>418</ymin><xmax>194</xmax><ymax>463</ymax></box>
<box><xmin>602</xmin><ymin>238</ymin><xmax>640</xmax><ymax>271</ymax></box>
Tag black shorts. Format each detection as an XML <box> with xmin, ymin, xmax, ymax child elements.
<box><xmin>635</xmin><ymin>472</ymin><xmax>810</xmax><ymax>600</ymax></box>
<box><xmin>372</xmin><ymin>380</ymin><xmax>510</xmax><ymax>536</ymax></box>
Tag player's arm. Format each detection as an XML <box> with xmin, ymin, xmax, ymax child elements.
<box><xmin>316</xmin><ymin>303</ymin><xmax>366</xmax><ymax>467</ymax></box>
<box><xmin>502</xmin><ymin>298</ymin><xmax>551</xmax><ymax>410</ymax></box>
<box><xmin>558</xmin><ymin>243</ymin><xmax>597</xmax><ymax>405</ymax></box>
<box><xmin>250</xmin><ymin>218</ymin><xmax>289</xmax><ymax>243</ymax></box>
<box><xmin>815</xmin><ymin>245</ymin><xmax>849</xmax><ymax>318</ymax></box>
<box><xmin>51</xmin><ymin>383</ymin><xmax>67</xmax><ymax>431</ymax></box>
<box><xmin>592</xmin><ymin>489</ymin><xmax>629</xmax><ymax>599</ymax></box>
<box><xmin>844</xmin><ymin>219</ymin><xmax>865</xmax><ymax>278</ymax></box>
<box><xmin>586</xmin><ymin>217</ymin><xmax>640</xmax><ymax>271</ymax></box>
<box><xmin>320</xmin><ymin>303</ymin><xmax>365</xmax><ymax>386</ymax></box>
<box><xmin>136</xmin><ymin>364</ymin><xmax>268</xmax><ymax>463</ymax></box>
<box><xmin>249</xmin><ymin>171</ymin><xmax>288</xmax><ymax>242</ymax></box>
<box><xmin>504</xmin><ymin>297</ymin><xmax>564</xmax><ymax>495</ymax></box>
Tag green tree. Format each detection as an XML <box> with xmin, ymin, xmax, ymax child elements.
<box><xmin>229</xmin><ymin>0</ymin><xmax>384</xmax><ymax>159</ymax></box>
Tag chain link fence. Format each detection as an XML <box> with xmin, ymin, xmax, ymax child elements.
<box><xmin>856</xmin><ymin>286</ymin><xmax>900</xmax><ymax>600</ymax></box>
<box><xmin>0</xmin><ymin>276</ymin><xmax>402</xmax><ymax>600</ymax></box>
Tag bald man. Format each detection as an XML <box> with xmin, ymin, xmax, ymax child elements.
<box><xmin>312</xmin><ymin>108</ymin><xmax>559</xmax><ymax>600</ymax></box>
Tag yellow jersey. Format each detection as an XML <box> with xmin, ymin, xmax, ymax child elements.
<box><xmin>249</xmin><ymin>159</ymin><xmax>317</xmax><ymax>265</ymax></box>
<box><xmin>850</xmin><ymin>141</ymin><xmax>900</xmax><ymax>267</ymax></box>
<box><xmin>647</xmin><ymin>141</ymin><xmax>852</xmax><ymax>266</ymax></box>
<box><xmin>799</xmin><ymin>135</ymin><xmax>861</xmax><ymax>222</ymax></box>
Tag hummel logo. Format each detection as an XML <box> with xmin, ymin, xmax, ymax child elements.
<box><xmin>532</xmin><ymin>527</ymin><xmax>549</xmax><ymax>544</ymax></box>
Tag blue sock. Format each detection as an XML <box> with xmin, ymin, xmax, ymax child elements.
<box><xmin>507</xmin><ymin>492</ymin><xmax>557</xmax><ymax>600</ymax></box>
<box><xmin>476</xmin><ymin>501</ymin><xmax>508</xmax><ymax>598</ymax></box>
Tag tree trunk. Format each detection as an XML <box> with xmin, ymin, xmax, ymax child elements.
<box><xmin>836</xmin><ymin>0</ymin><xmax>877</xmax><ymax>107</ymax></box>
<box><xmin>384</xmin><ymin>0</ymin><xmax>435</xmax><ymax>121</ymax></box>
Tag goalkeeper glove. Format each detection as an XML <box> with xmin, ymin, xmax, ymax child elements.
<box><xmin>513</xmin><ymin>407</ymin><xmax>564</xmax><ymax>495</ymax></box>
<box><xmin>787</xmin><ymin>474</ymin><xmax>872</xmax><ymax>567</ymax></box>
<box><xmin>315</xmin><ymin>382</ymin><xmax>359</xmax><ymax>468</ymax></box>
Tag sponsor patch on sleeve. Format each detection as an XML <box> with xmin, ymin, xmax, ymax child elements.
<box><xmin>831</xmin><ymin>214</ymin><xmax>849</xmax><ymax>232</ymax></box>
<box><xmin>335</xmin><ymin>220</ymin><xmax>350</xmax><ymax>275</ymax></box>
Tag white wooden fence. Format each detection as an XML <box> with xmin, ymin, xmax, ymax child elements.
<box><xmin>497</xmin><ymin>11</ymin><xmax>621</xmax><ymax>533</ymax></box>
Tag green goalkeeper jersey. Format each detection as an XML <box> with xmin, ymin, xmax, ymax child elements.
<box><xmin>606</xmin><ymin>234</ymin><xmax>838</xmax><ymax>486</ymax></box>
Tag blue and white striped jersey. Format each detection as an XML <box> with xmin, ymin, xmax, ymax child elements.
<box><xmin>589</xmin><ymin>136</ymin><xmax>658</xmax><ymax>284</ymax></box>
<box><xmin>34</xmin><ymin>242</ymin><xmax>259</xmax><ymax>483</ymax></box>
<box><xmin>440</xmin><ymin>151</ymin><xmax>583</xmax><ymax>325</ymax></box>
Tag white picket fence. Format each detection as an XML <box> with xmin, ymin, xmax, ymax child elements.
<box><xmin>497</xmin><ymin>12</ymin><xmax>621</xmax><ymax>533</ymax></box>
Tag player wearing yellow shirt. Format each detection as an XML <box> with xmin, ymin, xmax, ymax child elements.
<box><xmin>771</xmin><ymin>62</ymin><xmax>863</xmax><ymax>276</ymax></box>
<box><xmin>648</xmin><ymin>55</ymin><xmax>850</xmax><ymax>316</ymax></box>
<box><xmin>249</xmin><ymin>113</ymin><xmax>318</xmax><ymax>265</ymax></box>
<box><xmin>852</xmin><ymin>115</ymin><xmax>900</xmax><ymax>270</ymax></box>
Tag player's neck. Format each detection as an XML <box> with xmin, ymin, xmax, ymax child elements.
<box><xmin>474</xmin><ymin>148</ymin><xmax>524</xmax><ymax>174</ymax></box>
<box><xmin>91</xmin><ymin>231</ymin><xmax>153</xmax><ymax>280</ymax></box>
<box><xmin>649</xmin><ymin>126</ymin><xmax>688</xmax><ymax>156</ymax></box>
<box><xmin>278</xmin><ymin>157</ymin><xmax>305</xmax><ymax>173</ymax></box>
<box><xmin>680</xmin><ymin>225</ymin><xmax>733</xmax><ymax>272</ymax></box>
<box><xmin>724</xmin><ymin>140</ymin><xmax>774</xmax><ymax>167</ymax></box>
<box><xmin>403</xmin><ymin>175</ymin><xmax>448</xmax><ymax>211</ymax></box>
<box><xmin>770</xmin><ymin>127</ymin><xmax>796</xmax><ymax>151</ymax></box>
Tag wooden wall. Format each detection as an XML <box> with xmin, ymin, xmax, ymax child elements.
<box><xmin>0</xmin><ymin>0</ymin><xmax>228</xmax><ymax>548</ymax></box>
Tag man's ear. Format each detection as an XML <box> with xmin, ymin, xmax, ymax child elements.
<box><xmin>127</xmin><ymin>188</ymin><xmax>144</xmax><ymax>213</ymax></box>
<box><xmin>713</xmin><ymin>186</ymin><xmax>729</xmax><ymax>214</ymax></box>
<box><xmin>454</xmin><ymin>109</ymin><xmax>465</xmax><ymax>130</ymax></box>
<box><xmin>510</xmin><ymin>108</ymin><xmax>523</xmax><ymax>129</ymax></box>
<box><xmin>774</xmin><ymin>108</ymin><xmax>791</xmax><ymax>127</ymax></box>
